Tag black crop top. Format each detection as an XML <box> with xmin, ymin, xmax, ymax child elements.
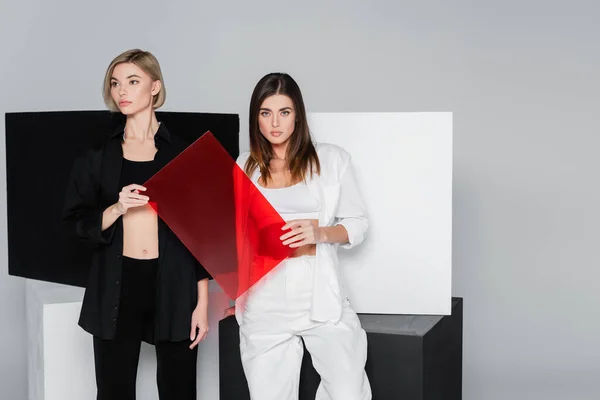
<box><xmin>119</xmin><ymin>158</ymin><xmax>159</xmax><ymax>190</ymax></box>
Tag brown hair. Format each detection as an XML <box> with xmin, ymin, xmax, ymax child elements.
<box><xmin>102</xmin><ymin>49</ymin><xmax>166</xmax><ymax>112</ymax></box>
<box><xmin>245</xmin><ymin>73</ymin><xmax>320</xmax><ymax>184</ymax></box>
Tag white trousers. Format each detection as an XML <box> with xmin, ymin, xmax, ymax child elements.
<box><xmin>239</xmin><ymin>256</ymin><xmax>372</xmax><ymax>400</ymax></box>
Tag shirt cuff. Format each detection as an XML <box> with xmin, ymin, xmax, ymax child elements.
<box><xmin>336</xmin><ymin>218</ymin><xmax>367</xmax><ymax>250</ymax></box>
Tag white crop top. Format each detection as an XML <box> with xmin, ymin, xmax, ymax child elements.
<box><xmin>257</xmin><ymin>181</ymin><xmax>320</xmax><ymax>222</ymax></box>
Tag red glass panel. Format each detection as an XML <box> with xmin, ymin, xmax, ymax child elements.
<box><xmin>144</xmin><ymin>131</ymin><xmax>293</xmax><ymax>300</ymax></box>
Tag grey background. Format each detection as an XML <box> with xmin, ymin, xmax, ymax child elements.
<box><xmin>1</xmin><ymin>0</ymin><xmax>598</xmax><ymax>399</ymax></box>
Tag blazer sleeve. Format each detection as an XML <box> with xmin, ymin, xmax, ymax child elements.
<box><xmin>61</xmin><ymin>148</ymin><xmax>117</xmax><ymax>246</ymax></box>
<box><xmin>333</xmin><ymin>150</ymin><xmax>369</xmax><ymax>249</ymax></box>
<box><xmin>195</xmin><ymin>259</ymin><xmax>212</xmax><ymax>281</ymax></box>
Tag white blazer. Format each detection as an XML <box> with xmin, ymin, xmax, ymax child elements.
<box><xmin>235</xmin><ymin>142</ymin><xmax>368</xmax><ymax>324</ymax></box>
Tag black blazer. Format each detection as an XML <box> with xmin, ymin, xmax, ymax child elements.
<box><xmin>62</xmin><ymin>122</ymin><xmax>211</xmax><ymax>342</ymax></box>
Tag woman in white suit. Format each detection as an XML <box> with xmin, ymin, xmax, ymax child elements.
<box><xmin>228</xmin><ymin>72</ymin><xmax>372</xmax><ymax>400</ymax></box>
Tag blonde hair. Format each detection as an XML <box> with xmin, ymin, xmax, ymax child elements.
<box><xmin>102</xmin><ymin>49</ymin><xmax>166</xmax><ymax>112</ymax></box>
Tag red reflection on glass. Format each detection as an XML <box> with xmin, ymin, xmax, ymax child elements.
<box><xmin>144</xmin><ymin>131</ymin><xmax>293</xmax><ymax>300</ymax></box>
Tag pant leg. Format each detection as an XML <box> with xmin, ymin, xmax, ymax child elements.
<box><xmin>301</xmin><ymin>301</ymin><xmax>372</xmax><ymax>400</ymax></box>
<box><xmin>155</xmin><ymin>339</ymin><xmax>198</xmax><ymax>400</ymax></box>
<box><xmin>93</xmin><ymin>336</ymin><xmax>141</xmax><ymax>400</ymax></box>
<box><xmin>240</xmin><ymin>329</ymin><xmax>305</xmax><ymax>400</ymax></box>
<box><xmin>239</xmin><ymin>259</ymin><xmax>310</xmax><ymax>400</ymax></box>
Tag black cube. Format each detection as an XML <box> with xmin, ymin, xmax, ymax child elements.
<box><xmin>219</xmin><ymin>298</ymin><xmax>463</xmax><ymax>400</ymax></box>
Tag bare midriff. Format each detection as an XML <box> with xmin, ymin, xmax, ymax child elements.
<box><xmin>290</xmin><ymin>244</ymin><xmax>316</xmax><ymax>257</ymax></box>
<box><xmin>122</xmin><ymin>204</ymin><xmax>159</xmax><ymax>259</ymax></box>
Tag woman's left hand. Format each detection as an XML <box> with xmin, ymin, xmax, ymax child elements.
<box><xmin>280</xmin><ymin>219</ymin><xmax>323</xmax><ymax>248</ymax></box>
<box><xmin>189</xmin><ymin>305</ymin><xmax>209</xmax><ymax>349</ymax></box>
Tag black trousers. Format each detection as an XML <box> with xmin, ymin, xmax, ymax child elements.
<box><xmin>93</xmin><ymin>257</ymin><xmax>198</xmax><ymax>400</ymax></box>
<box><xmin>93</xmin><ymin>337</ymin><xmax>197</xmax><ymax>400</ymax></box>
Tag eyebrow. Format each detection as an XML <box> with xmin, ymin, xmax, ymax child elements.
<box><xmin>260</xmin><ymin>107</ymin><xmax>292</xmax><ymax>112</ymax></box>
<box><xmin>110</xmin><ymin>74</ymin><xmax>142</xmax><ymax>81</ymax></box>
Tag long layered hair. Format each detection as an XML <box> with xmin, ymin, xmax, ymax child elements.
<box><xmin>245</xmin><ymin>73</ymin><xmax>320</xmax><ymax>184</ymax></box>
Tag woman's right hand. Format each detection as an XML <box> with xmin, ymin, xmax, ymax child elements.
<box><xmin>115</xmin><ymin>184</ymin><xmax>149</xmax><ymax>215</ymax></box>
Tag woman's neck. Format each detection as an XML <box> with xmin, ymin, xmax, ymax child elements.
<box><xmin>124</xmin><ymin>108</ymin><xmax>159</xmax><ymax>143</ymax></box>
<box><xmin>271</xmin><ymin>142</ymin><xmax>288</xmax><ymax>161</ymax></box>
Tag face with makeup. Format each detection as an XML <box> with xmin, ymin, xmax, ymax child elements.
<box><xmin>110</xmin><ymin>62</ymin><xmax>161</xmax><ymax>116</ymax></box>
<box><xmin>258</xmin><ymin>94</ymin><xmax>296</xmax><ymax>149</ymax></box>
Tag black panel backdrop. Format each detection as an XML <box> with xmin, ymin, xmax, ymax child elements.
<box><xmin>5</xmin><ymin>111</ymin><xmax>239</xmax><ymax>287</ymax></box>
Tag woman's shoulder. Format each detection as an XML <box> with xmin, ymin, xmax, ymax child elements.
<box><xmin>236</xmin><ymin>151</ymin><xmax>251</xmax><ymax>167</ymax></box>
<box><xmin>315</xmin><ymin>142</ymin><xmax>351</xmax><ymax>164</ymax></box>
<box><xmin>75</xmin><ymin>139</ymin><xmax>108</xmax><ymax>164</ymax></box>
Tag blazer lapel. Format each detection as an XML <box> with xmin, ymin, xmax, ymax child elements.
<box><xmin>101</xmin><ymin>138</ymin><xmax>123</xmax><ymax>206</ymax></box>
<box><xmin>152</xmin><ymin>142</ymin><xmax>175</xmax><ymax>262</ymax></box>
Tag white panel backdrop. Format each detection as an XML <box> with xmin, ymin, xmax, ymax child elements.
<box><xmin>308</xmin><ymin>112</ymin><xmax>453</xmax><ymax>315</ymax></box>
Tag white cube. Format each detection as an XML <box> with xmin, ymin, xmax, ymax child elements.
<box><xmin>26</xmin><ymin>279</ymin><xmax>230</xmax><ymax>399</ymax></box>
